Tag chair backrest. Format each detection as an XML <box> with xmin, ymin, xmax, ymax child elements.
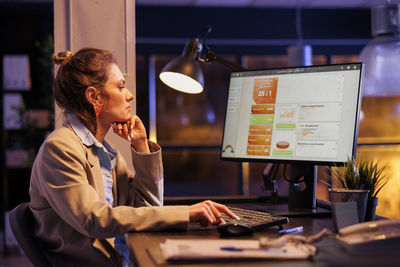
<box><xmin>9</xmin><ymin>202</ymin><xmax>53</xmax><ymax>267</ymax></box>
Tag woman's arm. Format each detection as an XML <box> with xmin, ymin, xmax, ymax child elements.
<box><xmin>112</xmin><ymin>115</ymin><xmax>164</xmax><ymax>207</ymax></box>
<box><xmin>33</xmin><ymin>131</ymin><xmax>188</xmax><ymax>238</ymax></box>
<box><xmin>130</xmin><ymin>141</ymin><xmax>164</xmax><ymax>207</ymax></box>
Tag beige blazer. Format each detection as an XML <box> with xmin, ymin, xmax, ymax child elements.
<box><xmin>29</xmin><ymin>122</ymin><xmax>189</xmax><ymax>267</ymax></box>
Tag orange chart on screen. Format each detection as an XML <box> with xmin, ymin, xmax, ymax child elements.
<box><xmin>276</xmin><ymin>141</ymin><xmax>290</xmax><ymax>149</ymax></box>
<box><xmin>247</xmin><ymin>78</ymin><xmax>278</xmax><ymax>156</ymax></box>
<box><xmin>252</xmin><ymin>78</ymin><xmax>277</xmax><ymax>104</ymax></box>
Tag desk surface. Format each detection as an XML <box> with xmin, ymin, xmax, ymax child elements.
<box><xmin>126</xmin><ymin>202</ymin><xmax>399</xmax><ymax>267</ymax></box>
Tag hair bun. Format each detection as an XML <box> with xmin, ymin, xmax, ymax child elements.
<box><xmin>52</xmin><ymin>51</ymin><xmax>73</xmax><ymax>65</ymax></box>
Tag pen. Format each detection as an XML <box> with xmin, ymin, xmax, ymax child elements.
<box><xmin>220</xmin><ymin>246</ymin><xmax>287</xmax><ymax>253</ymax></box>
<box><xmin>278</xmin><ymin>226</ymin><xmax>303</xmax><ymax>235</ymax></box>
<box><xmin>220</xmin><ymin>246</ymin><xmax>244</xmax><ymax>252</ymax></box>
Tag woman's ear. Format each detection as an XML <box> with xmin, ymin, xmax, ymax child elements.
<box><xmin>85</xmin><ymin>86</ymin><xmax>103</xmax><ymax>117</ymax></box>
<box><xmin>85</xmin><ymin>86</ymin><xmax>101</xmax><ymax>105</ymax></box>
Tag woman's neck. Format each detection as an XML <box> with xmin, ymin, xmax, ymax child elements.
<box><xmin>94</xmin><ymin>120</ymin><xmax>110</xmax><ymax>143</ymax></box>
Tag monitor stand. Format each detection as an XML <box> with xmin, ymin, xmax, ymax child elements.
<box><xmin>283</xmin><ymin>163</ymin><xmax>330</xmax><ymax>216</ymax></box>
<box><xmin>288</xmin><ymin>163</ymin><xmax>317</xmax><ymax>210</ymax></box>
<box><xmin>252</xmin><ymin>163</ymin><xmax>331</xmax><ymax>217</ymax></box>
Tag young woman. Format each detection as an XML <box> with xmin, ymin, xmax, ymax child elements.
<box><xmin>29</xmin><ymin>48</ymin><xmax>238</xmax><ymax>267</ymax></box>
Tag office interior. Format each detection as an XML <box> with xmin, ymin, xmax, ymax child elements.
<box><xmin>1</xmin><ymin>0</ymin><xmax>400</xmax><ymax>262</ymax></box>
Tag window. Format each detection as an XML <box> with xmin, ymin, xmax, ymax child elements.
<box><xmin>148</xmin><ymin>55</ymin><xmax>242</xmax><ymax>196</ymax></box>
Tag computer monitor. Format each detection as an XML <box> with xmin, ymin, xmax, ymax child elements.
<box><xmin>221</xmin><ymin>63</ymin><xmax>363</xmax><ymax>211</ymax></box>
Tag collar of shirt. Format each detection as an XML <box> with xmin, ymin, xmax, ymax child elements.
<box><xmin>67</xmin><ymin>114</ymin><xmax>117</xmax><ymax>164</ymax></box>
<box><xmin>67</xmin><ymin>114</ymin><xmax>117</xmax><ymax>153</ymax></box>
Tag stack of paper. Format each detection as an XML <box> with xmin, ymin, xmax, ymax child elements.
<box><xmin>160</xmin><ymin>239</ymin><xmax>314</xmax><ymax>261</ymax></box>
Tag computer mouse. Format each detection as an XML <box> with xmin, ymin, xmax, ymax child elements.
<box><xmin>217</xmin><ymin>222</ymin><xmax>254</xmax><ymax>237</ymax></box>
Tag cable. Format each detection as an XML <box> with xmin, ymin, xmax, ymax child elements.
<box><xmin>282</xmin><ymin>164</ymin><xmax>305</xmax><ymax>184</ymax></box>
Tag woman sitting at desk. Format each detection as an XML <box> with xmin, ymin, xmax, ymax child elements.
<box><xmin>29</xmin><ymin>48</ymin><xmax>237</xmax><ymax>267</ymax></box>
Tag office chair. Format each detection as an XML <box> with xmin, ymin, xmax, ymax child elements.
<box><xmin>9</xmin><ymin>202</ymin><xmax>53</xmax><ymax>267</ymax></box>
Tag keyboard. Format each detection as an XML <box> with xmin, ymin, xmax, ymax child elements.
<box><xmin>221</xmin><ymin>206</ymin><xmax>289</xmax><ymax>230</ymax></box>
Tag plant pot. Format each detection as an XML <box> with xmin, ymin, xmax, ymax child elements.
<box><xmin>365</xmin><ymin>197</ymin><xmax>378</xmax><ymax>221</ymax></box>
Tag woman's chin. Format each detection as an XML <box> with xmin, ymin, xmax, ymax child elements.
<box><xmin>113</xmin><ymin>116</ymin><xmax>130</xmax><ymax>123</ymax></box>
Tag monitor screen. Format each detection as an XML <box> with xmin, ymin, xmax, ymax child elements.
<box><xmin>221</xmin><ymin>63</ymin><xmax>363</xmax><ymax>166</ymax></box>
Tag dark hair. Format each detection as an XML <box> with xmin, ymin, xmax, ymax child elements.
<box><xmin>52</xmin><ymin>48</ymin><xmax>116</xmax><ymax>133</ymax></box>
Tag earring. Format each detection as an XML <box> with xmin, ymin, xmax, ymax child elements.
<box><xmin>94</xmin><ymin>104</ymin><xmax>103</xmax><ymax>118</ymax></box>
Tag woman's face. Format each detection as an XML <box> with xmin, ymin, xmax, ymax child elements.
<box><xmin>99</xmin><ymin>63</ymin><xmax>133</xmax><ymax>124</ymax></box>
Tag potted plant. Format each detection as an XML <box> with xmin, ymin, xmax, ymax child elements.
<box><xmin>355</xmin><ymin>159</ymin><xmax>389</xmax><ymax>221</ymax></box>
<box><xmin>324</xmin><ymin>157</ymin><xmax>389</xmax><ymax>221</ymax></box>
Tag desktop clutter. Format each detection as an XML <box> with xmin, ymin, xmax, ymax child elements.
<box><xmin>161</xmin><ymin>204</ymin><xmax>330</xmax><ymax>261</ymax></box>
<box><xmin>160</xmin><ymin>228</ymin><xmax>332</xmax><ymax>261</ymax></box>
<box><xmin>160</xmin><ymin>220</ymin><xmax>400</xmax><ymax>262</ymax></box>
<box><xmin>160</xmin><ymin>188</ymin><xmax>400</xmax><ymax>262</ymax></box>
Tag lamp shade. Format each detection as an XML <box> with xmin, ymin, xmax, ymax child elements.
<box><xmin>159</xmin><ymin>56</ymin><xmax>204</xmax><ymax>94</ymax></box>
<box><xmin>159</xmin><ymin>38</ymin><xmax>205</xmax><ymax>94</ymax></box>
<box><xmin>358</xmin><ymin>3</ymin><xmax>400</xmax><ymax>97</ymax></box>
<box><xmin>359</xmin><ymin>35</ymin><xmax>400</xmax><ymax>96</ymax></box>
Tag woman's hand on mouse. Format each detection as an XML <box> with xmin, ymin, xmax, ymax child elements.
<box><xmin>112</xmin><ymin>115</ymin><xmax>149</xmax><ymax>153</ymax></box>
<box><xmin>189</xmin><ymin>200</ymin><xmax>240</xmax><ymax>226</ymax></box>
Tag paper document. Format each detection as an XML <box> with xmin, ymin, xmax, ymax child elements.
<box><xmin>160</xmin><ymin>239</ymin><xmax>314</xmax><ymax>261</ymax></box>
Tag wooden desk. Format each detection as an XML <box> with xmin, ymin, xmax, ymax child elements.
<box><xmin>126</xmin><ymin>202</ymin><xmax>399</xmax><ymax>267</ymax></box>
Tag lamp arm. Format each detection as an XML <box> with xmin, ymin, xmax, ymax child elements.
<box><xmin>200</xmin><ymin>50</ymin><xmax>247</xmax><ymax>71</ymax></box>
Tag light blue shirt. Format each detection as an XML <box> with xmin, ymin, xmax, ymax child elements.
<box><xmin>67</xmin><ymin>114</ymin><xmax>131</xmax><ymax>265</ymax></box>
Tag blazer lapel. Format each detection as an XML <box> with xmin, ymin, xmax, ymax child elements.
<box><xmin>112</xmin><ymin>167</ymin><xmax>118</xmax><ymax>206</ymax></box>
<box><xmin>86</xmin><ymin>146</ymin><xmax>106</xmax><ymax>203</ymax></box>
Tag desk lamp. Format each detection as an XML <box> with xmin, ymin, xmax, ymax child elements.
<box><xmin>159</xmin><ymin>25</ymin><xmax>246</xmax><ymax>94</ymax></box>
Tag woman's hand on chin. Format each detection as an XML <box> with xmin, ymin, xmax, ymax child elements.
<box><xmin>112</xmin><ymin>115</ymin><xmax>150</xmax><ymax>153</ymax></box>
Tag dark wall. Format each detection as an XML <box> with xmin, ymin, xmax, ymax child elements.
<box><xmin>136</xmin><ymin>6</ymin><xmax>371</xmax><ymax>55</ymax></box>
<box><xmin>0</xmin><ymin>3</ymin><xmax>53</xmax><ymax>218</ymax></box>
<box><xmin>0</xmin><ymin>3</ymin><xmax>53</xmax><ymax>53</ymax></box>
